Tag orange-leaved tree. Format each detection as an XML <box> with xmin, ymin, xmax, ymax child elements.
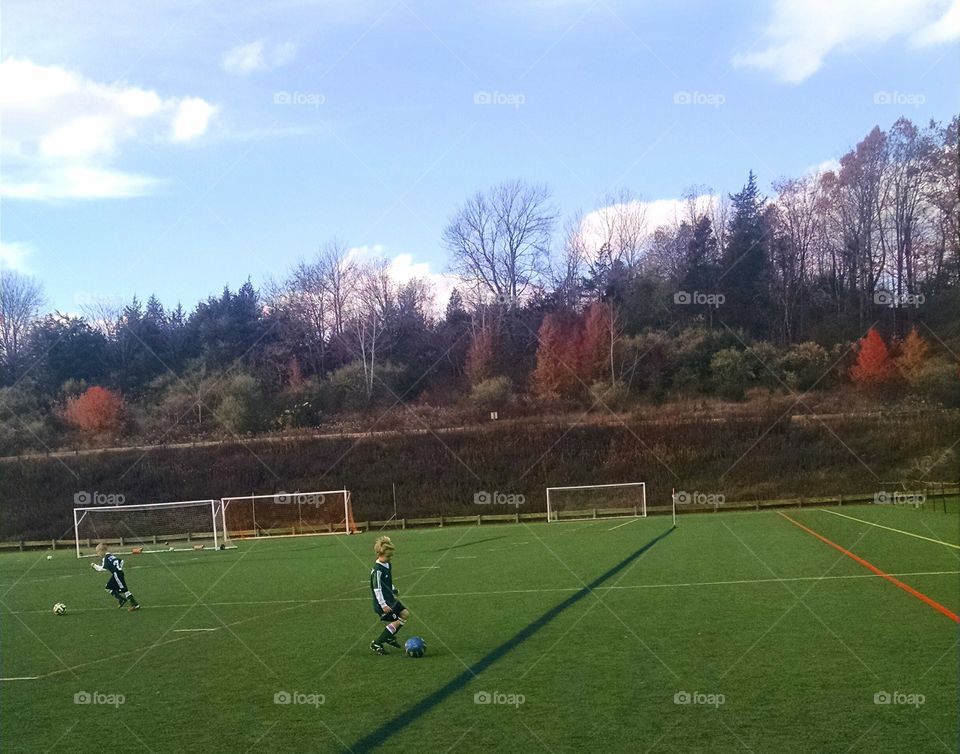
<box><xmin>579</xmin><ymin>301</ymin><xmax>618</xmax><ymax>385</ymax></box>
<box><xmin>63</xmin><ymin>386</ymin><xmax>126</xmax><ymax>435</ymax></box>
<box><xmin>532</xmin><ymin>311</ymin><xmax>583</xmax><ymax>399</ymax></box>
<box><xmin>850</xmin><ymin>327</ymin><xmax>898</xmax><ymax>392</ymax></box>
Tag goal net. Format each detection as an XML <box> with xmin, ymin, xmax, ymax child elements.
<box><xmin>73</xmin><ymin>500</ymin><xmax>223</xmax><ymax>558</ymax></box>
<box><xmin>546</xmin><ymin>482</ymin><xmax>646</xmax><ymax>522</ymax></box>
<box><xmin>219</xmin><ymin>489</ymin><xmax>357</xmax><ymax>540</ymax></box>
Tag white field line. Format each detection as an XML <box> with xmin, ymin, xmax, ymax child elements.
<box><xmin>819</xmin><ymin>509</ymin><xmax>960</xmax><ymax>550</ymax></box>
<box><xmin>6</xmin><ymin>569</ymin><xmax>958</xmax><ymax>681</ymax></box>
<box><xmin>5</xmin><ymin>570</ymin><xmax>958</xmax><ymax>619</ymax></box>
<box><xmin>0</xmin><ymin>602</ymin><xmax>307</xmax><ymax>682</ymax></box>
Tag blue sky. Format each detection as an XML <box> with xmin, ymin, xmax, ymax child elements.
<box><xmin>2</xmin><ymin>0</ymin><xmax>958</xmax><ymax>314</ymax></box>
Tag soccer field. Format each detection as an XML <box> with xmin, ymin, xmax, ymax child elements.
<box><xmin>2</xmin><ymin>502</ymin><xmax>958</xmax><ymax>753</ymax></box>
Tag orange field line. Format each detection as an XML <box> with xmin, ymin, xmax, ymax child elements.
<box><xmin>779</xmin><ymin>512</ymin><xmax>959</xmax><ymax>624</ymax></box>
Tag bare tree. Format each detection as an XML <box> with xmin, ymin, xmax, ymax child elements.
<box><xmin>880</xmin><ymin>118</ymin><xmax>936</xmax><ymax>332</ymax></box>
<box><xmin>352</xmin><ymin>257</ymin><xmax>393</xmax><ymax>402</ymax></box>
<box><xmin>772</xmin><ymin>174</ymin><xmax>822</xmax><ymax>340</ymax></box>
<box><xmin>0</xmin><ymin>271</ymin><xmax>44</xmax><ymax>371</ymax></box>
<box><xmin>79</xmin><ymin>296</ymin><xmax>124</xmax><ymax>338</ymax></box>
<box><xmin>550</xmin><ymin>213</ymin><xmax>590</xmax><ymax>309</ymax></box>
<box><xmin>277</xmin><ymin>239</ymin><xmax>358</xmax><ymax>374</ymax></box>
<box><xmin>320</xmin><ymin>240</ymin><xmax>358</xmax><ymax>337</ymax></box>
<box><xmin>925</xmin><ymin>115</ymin><xmax>960</xmax><ymax>284</ymax></box>
<box><xmin>443</xmin><ymin>180</ymin><xmax>556</xmax><ymax>308</ymax></box>
<box><xmin>591</xmin><ymin>189</ymin><xmax>649</xmax><ymax>272</ymax></box>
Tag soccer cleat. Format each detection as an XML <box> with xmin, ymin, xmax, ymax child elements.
<box><xmin>127</xmin><ymin>604</ymin><xmax>141</xmax><ymax>612</ymax></box>
<box><xmin>383</xmin><ymin>636</ymin><xmax>401</xmax><ymax>649</ymax></box>
<box><xmin>370</xmin><ymin>641</ymin><xmax>387</xmax><ymax>655</ymax></box>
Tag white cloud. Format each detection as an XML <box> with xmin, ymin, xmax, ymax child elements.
<box><xmin>348</xmin><ymin>245</ymin><xmax>457</xmax><ymax>313</ymax></box>
<box><xmin>221</xmin><ymin>39</ymin><xmax>297</xmax><ymax>75</ymax></box>
<box><xmin>912</xmin><ymin>0</ymin><xmax>960</xmax><ymax>44</ymax></box>
<box><xmin>579</xmin><ymin>195</ymin><xmax>716</xmax><ymax>245</ymax></box>
<box><xmin>172</xmin><ymin>97</ymin><xmax>217</xmax><ymax>142</ymax></box>
<box><xmin>803</xmin><ymin>158</ymin><xmax>841</xmax><ymax>177</ymax></box>
<box><xmin>0</xmin><ymin>57</ymin><xmax>217</xmax><ymax>200</ymax></box>
<box><xmin>2</xmin><ymin>166</ymin><xmax>162</xmax><ymax>201</ymax></box>
<box><xmin>388</xmin><ymin>253</ymin><xmax>459</xmax><ymax>313</ymax></box>
<box><xmin>734</xmin><ymin>0</ymin><xmax>959</xmax><ymax>83</ymax></box>
<box><xmin>0</xmin><ymin>241</ymin><xmax>34</xmax><ymax>272</ymax></box>
<box><xmin>572</xmin><ymin>195</ymin><xmax>720</xmax><ymax>268</ymax></box>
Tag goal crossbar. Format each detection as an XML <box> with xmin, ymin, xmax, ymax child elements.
<box><xmin>546</xmin><ymin>482</ymin><xmax>647</xmax><ymax>522</ymax></box>
<box><xmin>219</xmin><ymin>489</ymin><xmax>355</xmax><ymax>539</ymax></box>
<box><xmin>74</xmin><ymin>499</ymin><xmax>221</xmax><ymax>558</ymax></box>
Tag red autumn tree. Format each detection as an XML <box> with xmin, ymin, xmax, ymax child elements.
<box><xmin>63</xmin><ymin>386</ymin><xmax>126</xmax><ymax>435</ymax></box>
<box><xmin>532</xmin><ymin>311</ymin><xmax>583</xmax><ymax>399</ymax></box>
<box><xmin>579</xmin><ymin>301</ymin><xmax>619</xmax><ymax>385</ymax></box>
<box><xmin>850</xmin><ymin>327</ymin><xmax>898</xmax><ymax>391</ymax></box>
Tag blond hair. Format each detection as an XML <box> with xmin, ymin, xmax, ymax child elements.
<box><xmin>95</xmin><ymin>543</ymin><xmax>107</xmax><ymax>557</ymax></box>
<box><xmin>373</xmin><ymin>536</ymin><xmax>395</xmax><ymax>556</ymax></box>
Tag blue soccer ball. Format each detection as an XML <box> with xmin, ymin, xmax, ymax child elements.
<box><xmin>404</xmin><ymin>636</ymin><xmax>426</xmax><ymax>658</ymax></box>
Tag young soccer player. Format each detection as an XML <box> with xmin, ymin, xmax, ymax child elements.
<box><xmin>369</xmin><ymin>536</ymin><xmax>409</xmax><ymax>655</ymax></box>
<box><xmin>91</xmin><ymin>543</ymin><xmax>140</xmax><ymax>611</ymax></box>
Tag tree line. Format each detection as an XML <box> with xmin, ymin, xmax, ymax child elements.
<box><xmin>0</xmin><ymin>115</ymin><xmax>957</xmax><ymax>453</ymax></box>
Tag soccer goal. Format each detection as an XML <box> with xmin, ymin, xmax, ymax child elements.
<box><xmin>73</xmin><ymin>500</ymin><xmax>224</xmax><ymax>558</ymax></box>
<box><xmin>219</xmin><ymin>489</ymin><xmax>357</xmax><ymax>540</ymax></box>
<box><xmin>546</xmin><ymin>482</ymin><xmax>646</xmax><ymax>522</ymax></box>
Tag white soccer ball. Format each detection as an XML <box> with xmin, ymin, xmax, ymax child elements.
<box><xmin>53</xmin><ymin>603</ymin><xmax>66</xmax><ymax>615</ymax></box>
<box><xmin>46</xmin><ymin>555</ymin><xmax>53</xmax><ymax>560</ymax></box>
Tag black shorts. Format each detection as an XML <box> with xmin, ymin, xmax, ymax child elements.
<box><xmin>105</xmin><ymin>573</ymin><xmax>127</xmax><ymax>593</ymax></box>
<box><xmin>377</xmin><ymin>600</ymin><xmax>406</xmax><ymax>622</ymax></box>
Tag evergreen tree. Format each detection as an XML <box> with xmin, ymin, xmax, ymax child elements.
<box><xmin>721</xmin><ymin>172</ymin><xmax>770</xmax><ymax>335</ymax></box>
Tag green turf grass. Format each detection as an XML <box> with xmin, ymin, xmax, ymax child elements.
<box><xmin>1</xmin><ymin>502</ymin><xmax>958</xmax><ymax>752</ymax></box>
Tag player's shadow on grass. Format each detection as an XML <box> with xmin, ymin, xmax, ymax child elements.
<box><xmin>432</xmin><ymin>535</ymin><xmax>508</xmax><ymax>552</ymax></box>
<box><xmin>352</xmin><ymin>524</ymin><xmax>677</xmax><ymax>753</ymax></box>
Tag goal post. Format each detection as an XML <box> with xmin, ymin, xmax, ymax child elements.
<box><xmin>546</xmin><ymin>482</ymin><xmax>647</xmax><ymax>522</ymax></box>
<box><xmin>73</xmin><ymin>500</ymin><xmax>222</xmax><ymax>558</ymax></box>
<box><xmin>219</xmin><ymin>489</ymin><xmax>357</xmax><ymax>540</ymax></box>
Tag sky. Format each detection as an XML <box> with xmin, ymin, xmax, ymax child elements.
<box><xmin>1</xmin><ymin>0</ymin><xmax>958</xmax><ymax>315</ymax></box>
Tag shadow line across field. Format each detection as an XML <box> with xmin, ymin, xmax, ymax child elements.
<box><xmin>351</xmin><ymin>524</ymin><xmax>677</xmax><ymax>752</ymax></box>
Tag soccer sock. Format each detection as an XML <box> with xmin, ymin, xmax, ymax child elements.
<box><xmin>125</xmin><ymin>592</ymin><xmax>139</xmax><ymax>606</ymax></box>
<box><xmin>376</xmin><ymin>626</ymin><xmax>395</xmax><ymax>644</ymax></box>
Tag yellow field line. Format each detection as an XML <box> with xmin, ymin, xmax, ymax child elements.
<box><xmin>819</xmin><ymin>509</ymin><xmax>960</xmax><ymax>550</ymax></box>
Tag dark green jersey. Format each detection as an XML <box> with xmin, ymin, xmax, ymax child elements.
<box><xmin>370</xmin><ymin>560</ymin><xmax>397</xmax><ymax>611</ymax></box>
